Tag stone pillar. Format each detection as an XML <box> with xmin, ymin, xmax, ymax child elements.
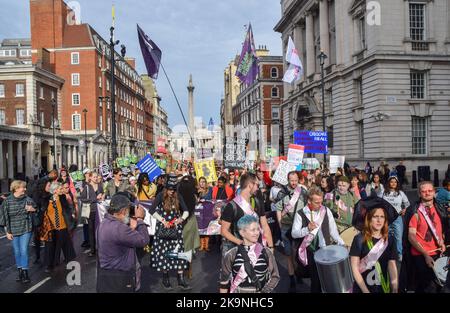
<box><xmin>72</xmin><ymin>146</ymin><xmax>77</xmax><ymax>167</ymax></box>
<box><xmin>293</xmin><ymin>23</ymin><xmax>305</xmax><ymax>83</ymax></box>
<box><xmin>0</xmin><ymin>139</ymin><xmax>4</xmax><ymax>179</ymax></box>
<box><xmin>24</xmin><ymin>142</ymin><xmax>32</xmax><ymax>178</ymax></box>
<box><xmin>305</xmin><ymin>12</ymin><xmax>315</xmax><ymax>77</ymax></box>
<box><xmin>7</xmin><ymin>140</ymin><xmax>14</xmax><ymax>179</ymax></box>
<box><xmin>17</xmin><ymin>141</ymin><xmax>23</xmax><ymax>174</ymax></box>
<box><xmin>319</xmin><ymin>0</ymin><xmax>330</xmax><ymax>66</ymax></box>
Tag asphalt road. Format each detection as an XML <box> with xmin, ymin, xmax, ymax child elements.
<box><xmin>0</xmin><ymin>227</ymin><xmax>309</xmax><ymax>293</ymax></box>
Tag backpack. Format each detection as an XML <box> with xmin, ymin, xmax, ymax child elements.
<box><xmin>235</xmin><ymin>245</ymin><xmax>269</xmax><ymax>292</ymax></box>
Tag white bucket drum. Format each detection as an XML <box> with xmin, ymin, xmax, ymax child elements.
<box><xmin>433</xmin><ymin>256</ymin><xmax>449</xmax><ymax>287</ymax></box>
<box><xmin>314</xmin><ymin>245</ymin><xmax>354</xmax><ymax>293</ymax></box>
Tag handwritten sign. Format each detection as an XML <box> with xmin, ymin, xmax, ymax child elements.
<box><xmin>224</xmin><ymin>137</ymin><xmax>246</xmax><ymax>168</ymax></box>
<box><xmin>329</xmin><ymin>155</ymin><xmax>345</xmax><ymax>174</ymax></box>
<box><xmin>272</xmin><ymin>160</ymin><xmax>297</xmax><ymax>185</ymax></box>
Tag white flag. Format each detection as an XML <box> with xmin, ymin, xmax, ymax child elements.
<box><xmin>283</xmin><ymin>36</ymin><xmax>303</xmax><ymax>83</ymax></box>
<box><xmin>286</xmin><ymin>36</ymin><xmax>302</xmax><ymax>67</ymax></box>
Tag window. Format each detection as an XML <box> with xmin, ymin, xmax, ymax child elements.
<box><xmin>0</xmin><ymin>84</ymin><xmax>4</xmax><ymax>97</ymax></box>
<box><xmin>327</xmin><ymin>126</ymin><xmax>334</xmax><ymax>148</ymax></box>
<box><xmin>16</xmin><ymin>109</ymin><xmax>25</xmax><ymax>125</ymax></box>
<box><xmin>271</xmin><ymin>67</ymin><xmax>278</xmax><ymax>78</ymax></box>
<box><xmin>72</xmin><ymin>93</ymin><xmax>80</xmax><ymax>105</ymax></box>
<box><xmin>410</xmin><ymin>71</ymin><xmax>425</xmax><ymax>99</ymax></box>
<box><xmin>71</xmin><ymin>52</ymin><xmax>79</xmax><ymax>65</ymax></box>
<box><xmin>51</xmin><ymin>90</ymin><xmax>55</xmax><ymax>100</ymax></box>
<box><xmin>107</xmin><ymin>118</ymin><xmax>111</xmax><ymax>132</ymax></box>
<box><xmin>412</xmin><ymin>116</ymin><xmax>427</xmax><ymax>155</ymax></box>
<box><xmin>99</xmin><ymin>115</ymin><xmax>103</xmax><ymax>131</ymax></box>
<box><xmin>20</xmin><ymin>49</ymin><xmax>31</xmax><ymax>57</ymax></box>
<box><xmin>410</xmin><ymin>3</ymin><xmax>425</xmax><ymax>41</ymax></box>
<box><xmin>359</xmin><ymin>16</ymin><xmax>366</xmax><ymax>50</ymax></box>
<box><xmin>0</xmin><ymin>110</ymin><xmax>5</xmax><ymax>125</ymax></box>
<box><xmin>98</xmin><ymin>55</ymin><xmax>102</xmax><ymax>68</ymax></box>
<box><xmin>72</xmin><ymin>114</ymin><xmax>81</xmax><ymax>130</ymax></box>
<box><xmin>271</xmin><ymin>106</ymin><xmax>280</xmax><ymax>119</ymax></box>
<box><xmin>106</xmin><ymin>79</ymin><xmax>110</xmax><ymax>91</ymax></box>
<box><xmin>72</xmin><ymin>73</ymin><xmax>80</xmax><ymax>86</ymax></box>
<box><xmin>98</xmin><ymin>76</ymin><xmax>102</xmax><ymax>88</ymax></box>
<box><xmin>40</xmin><ymin>111</ymin><xmax>45</xmax><ymax>126</ymax></box>
<box><xmin>15</xmin><ymin>83</ymin><xmax>24</xmax><ymax>97</ymax></box>
<box><xmin>271</xmin><ymin>87</ymin><xmax>279</xmax><ymax>98</ymax></box>
<box><xmin>39</xmin><ymin>86</ymin><xmax>44</xmax><ymax>99</ymax></box>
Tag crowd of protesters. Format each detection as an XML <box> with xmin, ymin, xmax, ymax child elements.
<box><xmin>0</xmin><ymin>159</ymin><xmax>448</xmax><ymax>294</ymax></box>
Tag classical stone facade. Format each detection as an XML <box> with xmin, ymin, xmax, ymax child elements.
<box><xmin>275</xmin><ymin>0</ymin><xmax>450</xmax><ymax>178</ymax></box>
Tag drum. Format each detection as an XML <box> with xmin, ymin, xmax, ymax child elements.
<box><xmin>433</xmin><ymin>256</ymin><xmax>449</xmax><ymax>286</ymax></box>
<box><xmin>339</xmin><ymin>226</ymin><xmax>359</xmax><ymax>248</ymax></box>
<box><xmin>314</xmin><ymin>245</ymin><xmax>354</xmax><ymax>293</ymax></box>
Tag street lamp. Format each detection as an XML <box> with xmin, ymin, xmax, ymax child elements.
<box><xmin>51</xmin><ymin>98</ymin><xmax>57</xmax><ymax>170</ymax></box>
<box><xmin>109</xmin><ymin>25</ymin><xmax>126</xmax><ymax>162</ymax></box>
<box><xmin>83</xmin><ymin>108</ymin><xmax>88</xmax><ymax>168</ymax></box>
<box><xmin>318</xmin><ymin>49</ymin><xmax>328</xmax><ymax>162</ymax></box>
<box><xmin>99</xmin><ymin>96</ymin><xmax>110</xmax><ymax>162</ymax></box>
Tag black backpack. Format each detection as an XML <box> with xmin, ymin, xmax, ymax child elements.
<box><xmin>236</xmin><ymin>245</ymin><xmax>268</xmax><ymax>292</ymax></box>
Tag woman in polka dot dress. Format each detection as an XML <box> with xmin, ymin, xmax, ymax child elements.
<box><xmin>149</xmin><ymin>174</ymin><xmax>191</xmax><ymax>291</ymax></box>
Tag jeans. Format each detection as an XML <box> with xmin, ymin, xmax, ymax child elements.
<box><xmin>12</xmin><ymin>232</ymin><xmax>32</xmax><ymax>270</ymax></box>
<box><xmin>389</xmin><ymin>216</ymin><xmax>403</xmax><ymax>259</ymax></box>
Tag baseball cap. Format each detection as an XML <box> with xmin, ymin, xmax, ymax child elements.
<box><xmin>109</xmin><ymin>194</ymin><xmax>131</xmax><ymax>213</ymax></box>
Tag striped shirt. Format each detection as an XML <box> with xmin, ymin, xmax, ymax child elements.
<box><xmin>231</xmin><ymin>246</ymin><xmax>269</xmax><ymax>288</ymax></box>
<box><xmin>0</xmin><ymin>194</ymin><xmax>34</xmax><ymax>236</ymax></box>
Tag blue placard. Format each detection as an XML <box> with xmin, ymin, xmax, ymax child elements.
<box><xmin>137</xmin><ymin>154</ymin><xmax>163</xmax><ymax>181</ymax></box>
<box><xmin>294</xmin><ymin>131</ymin><xmax>328</xmax><ymax>154</ymax></box>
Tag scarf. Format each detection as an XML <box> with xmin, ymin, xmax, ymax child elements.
<box><xmin>298</xmin><ymin>205</ymin><xmax>327</xmax><ymax>266</ymax></box>
<box><xmin>233</xmin><ymin>195</ymin><xmax>267</xmax><ymax>246</ymax></box>
<box><xmin>359</xmin><ymin>238</ymin><xmax>389</xmax><ymax>273</ymax></box>
<box><xmin>284</xmin><ymin>186</ymin><xmax>302</xmax><ymax>214</ymax></box>
<box><xmin>418</xmin><ymin>203</ymin><xmax>442</xmax><ymax>245</ymax></box>
<box><xmin>230</xmin><ymin>243</ymin><xmax>263</xmax><ymax>293</ymax></box>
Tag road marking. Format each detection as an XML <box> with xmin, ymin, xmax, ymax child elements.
<box><xmin>24</xmin><ymin>277</ymin><xmax>51</xmax><ymax>293</ymax></box>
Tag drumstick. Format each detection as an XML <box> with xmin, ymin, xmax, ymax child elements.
<box><xmin>427</xmin><ymin>245</ymin><xmax>450</xmax><ymax>254</ymax></box>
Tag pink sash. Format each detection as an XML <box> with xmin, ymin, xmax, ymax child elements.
<box><xmin>359</xmin><ymin>238</ymin><xmax>388</xmax><ymax>273</ymax></box>
<box><xmin>418</xmin><ymin>203</ymin><xmax>442</xmax><ymax>244</ymax></box>
<box><xmin>298</xmin><ymin>206</ymin><xmax>327</xmax><ymax>266</ymax></box>
<box><xmin>233</xmin><ymin>195</ymin><xmax>267</xmax><ymax>246</ymax></box>
<box><xmin>284</xmin><ymin>186</ymin><xmax>302</xmax><ymax>214</ymax></box>
<box><xmin>230</xmin><ymin>243</ymin><xmax>263</xmax><ymax>293</ymax></box>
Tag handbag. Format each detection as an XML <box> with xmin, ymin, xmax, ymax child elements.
<box><xmin>156</xmin><ymin>223</ymin><xmax>178</xmax><ymax>240</ymax></box>
<box><xmin>81</xmin><ymin>184</ymin><xmax>91</xmax><ymax>219</ymax></box>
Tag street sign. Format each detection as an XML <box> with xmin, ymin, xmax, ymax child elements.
<box><xmin>294</xmin><ymin>131</ymin><xmax>328</xmax><ymax>154</ymax></box>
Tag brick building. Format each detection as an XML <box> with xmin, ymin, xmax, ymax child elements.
<box><xmin>30</xmin><ymin>0</ymin><xmax>151</xmax><ymax>167</ymax></box>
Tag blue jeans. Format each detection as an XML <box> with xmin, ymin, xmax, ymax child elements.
<box><xmin>12</xmin><ymin>232</ymin><xmax>32</xmax><ymax>270</ymax></box>
<box><xmin>389</xmin><ymin>216</ymin><xmax>403</xmax><ymax>260</ymax></box>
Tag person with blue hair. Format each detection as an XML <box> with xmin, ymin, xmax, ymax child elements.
<box><xmin>219</xmin><ymin>215</ymin><xmax>280</xmax><ymax>293</ymax></box>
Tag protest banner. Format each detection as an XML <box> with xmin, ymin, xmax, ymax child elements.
<box><xmin>136</xmin><ymin>154</ymin><xmax>163</xmax><ymax>181</ymax></box>
<box><xmin>195</xmin><ymin>200</ymin><xmax>225</xmax><ymax>235</ymax></box>
<box><xmin>194</xmin><ymin>159</ymin><xmax>217</xmax><ymax>183</ymax></box>
<box><xmin>329</xmin><ymin>155</ymin><xmax>345</xmax><ymax>174</ymax></box>
<box><xmin>294</xmin><ymin>131</ymin><xmax>328</xmax><ymax>154</ymax></box>
<box><xmin>287</xmin><ymin>144</ymin><xmax>305</xmax><ymax>165</ymax></box>
<box><xmin>99</xmin><ymin>163</ymin><xmax>113</xmax><ymax>181</ymax></box>
<box><xmin>272</xmin><ymin>160</ymin><xmax>297</xmax><ymax>185</ymax></box>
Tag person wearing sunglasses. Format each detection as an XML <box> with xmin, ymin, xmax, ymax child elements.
<box><xmin>104</xmin><ymin>168</ymin><xmax>132</xmax><ymax>199</ymax></box>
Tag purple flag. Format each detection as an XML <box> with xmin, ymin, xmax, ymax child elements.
<box><xmin>137</xmin><ymin>24</ymin><xmax>162</xmax><ymax>79</ymax></box>
<box><xmin>235</xmin><ymin>23</ymin><xmax>259</xmax><ymax>86</ymax></box>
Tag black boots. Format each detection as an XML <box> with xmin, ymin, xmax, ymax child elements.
<box><xmin>177</xmin><ymin>272</ymin><xmax>192</xmax><ymax>291</ymax></box>
<box><xmin>162</xmin><ymin>272</ymin><xmax>172</xmax><ymax>290</ymax></box>
<box><xmin>16</xmin><ymin>268</ymin><xmax>30</xmax><ymax>283</ymax></box>
<box><xmin>22</xmin><ymin>270</ymin><xmax>30</xmax><ymax>283</ymax></box>
<box><xmin>16</xmin><ymin>268</ymin><xmax>23</xmax><ymax>282</ymax></box>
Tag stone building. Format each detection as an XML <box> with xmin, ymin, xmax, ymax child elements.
<box><xmin>274</xmin><ymin>0</ymin><xmax>450</xmax><ymax>178</ymax></box>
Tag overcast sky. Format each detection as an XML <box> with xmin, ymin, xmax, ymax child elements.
<box><xmin>0</xmin><ymin>0</ymin><xmax>283</xmax><ymax>128</ymax></box>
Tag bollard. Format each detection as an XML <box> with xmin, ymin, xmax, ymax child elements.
<box><xmin>412</xmin><ymin>170</ymin><xmax>417</xmax><ymax>189</ymax></box>
<box><xmin>433</xmin><ymin>169</ymin><xmax>439</xmax><ymax>187</ymax></box>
